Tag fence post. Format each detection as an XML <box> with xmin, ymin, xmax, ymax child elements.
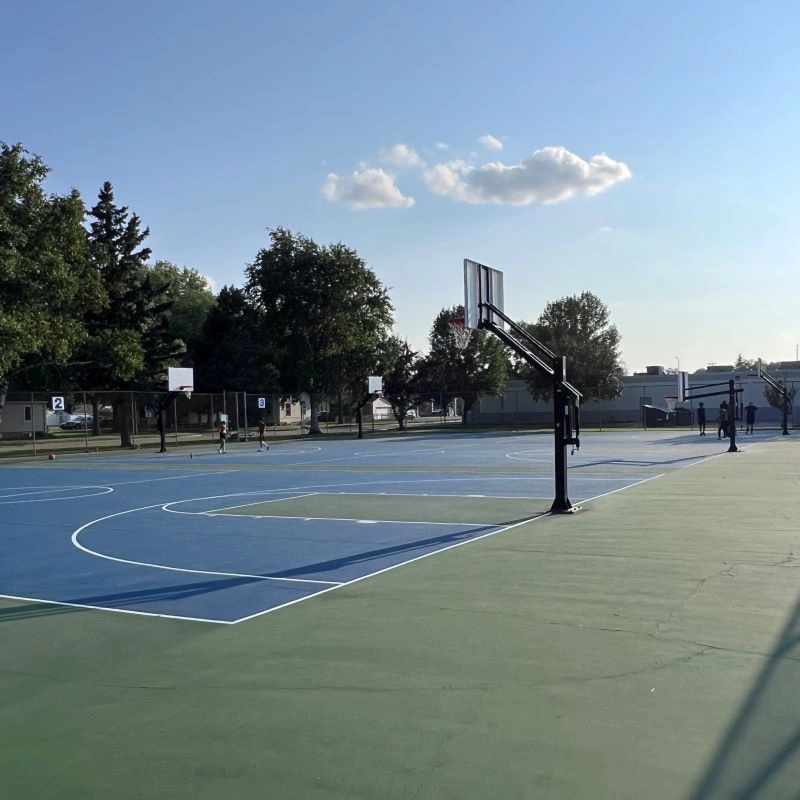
<box><xmin>84</xmin><ymin>390</ymin><xmax>89</xmax><ymax>451</ymax></box>
<box><xmin>243</xmin><ymin>391</ymin><xmax>248</xmax><ymax>443</ymax></box>
<box><xmin>31</xmin><ymin>391</ymin><xmax>37</xmax><ymax>456</ymax></box>
<box><xmin>130</xmin><ymin>391</ymin><xmax>136</xmax><ymax>447</ymax></box>
<box><xmin>173</xmin><ymin>396</ymin><xmax>178</xmax><ymax>445</ymax></box>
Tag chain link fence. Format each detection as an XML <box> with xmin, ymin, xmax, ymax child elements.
<box><xmin>1</xmin><ymin>380</ymin><xmax>797</xmax><ymax>457</ymax></box>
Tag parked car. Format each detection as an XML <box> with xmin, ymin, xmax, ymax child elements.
<box><xmin>405</xmin><ymin>409</ymin><xmax>417</xmax><ymax>418</ymax></box>
<box><xmin>60</xmin><ymin>415</ymin><xmax>93</xmax><ymax>430</ymax></box>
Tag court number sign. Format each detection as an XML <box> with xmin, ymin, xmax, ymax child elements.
<box><xmin>52</xmin><ymin>396</ymin><xmax>65</xmax><ymax>411</ymax></box>
<box><xmin>258</xmin><ymin>397</ymin><xmax>266</xmax><ymax>409</ymax></box>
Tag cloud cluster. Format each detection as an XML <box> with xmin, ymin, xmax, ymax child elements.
<box><xmin>380</xmin><ymin>143</ymin><xmax>422</xmax><ymax>168</ymax></box>
<box><xmin>320</xmin><ymin>142</ymin><xmax>631</xmax><ymax>209</ymax></box>
<box><xmin>478</xmin><ymin>134</ymin><xmax>503</xmax><ymax>151</ymax></box>
<box><xmin>424</xmin><ymin>146</ymin><xmax>631</xmax><ymax>206</ymax></box>
<box><xmin>321</xmin><ymin>167</ymin><xmax>414</xmax><ymax>209</ymax></box>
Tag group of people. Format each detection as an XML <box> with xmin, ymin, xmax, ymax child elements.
<box><xmin>216</xmin><ymin>418</ymin><xmax>269</xmax><ymax>453</ymax></box>
<box><xmin>696</xmin><ymin>401</ymin><xmax>758</xmax><ymax>438</ymax></box>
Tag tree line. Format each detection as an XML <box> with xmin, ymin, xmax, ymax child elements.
<box><xmin>1</xmin><ymin>141</ymin><xmax>630</xmax><ymax>443</ymax></box>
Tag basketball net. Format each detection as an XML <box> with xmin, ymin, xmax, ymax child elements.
<box><xmin>448</xmin><ymin>317</ymin><xmax>471</xmax><ymax>353</ymax></box>
<box><xmin>664</xmin><ymin>396</ymin><xmax>678</xmax><ymax>414</ymax></box>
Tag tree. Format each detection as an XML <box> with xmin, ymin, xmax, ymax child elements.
<box><xmin>382</xmin><ymin>338</ymin><xmax>422</xmax><ymax>430</ymax></box>
<box><xmin>78</xmin><ymin>182</ymin><xmax>182</xmax><ymax>444</ymax></box>
<box><xmin>421</xmin><ymin>305</ymin><xmax>508</xmax><ymax>424</ymax></box>
<box><xmin>192</xmin><ymin>285</ymin><xmax>279</xmax><ymax>392</ymax></box>
<box><xmin>245</xmin><ymin>228</ymin><xmax>394</xmax><ymax>433</ymax></box>
<box><xmin>763</xmin><ymin>379</ymin><xmax>796</xmax><ymax>413</ymax></box>
<box><xmin>0</xmin><ymin>142</ymin><xmax>101</xmax><ymax>421</ymax></box>
<box><xmin>521</xmin><ymin>291</ymin><xmax>624</xmax><ymax>402</ymax></box>
<box><xmin>734</xmin><ymin>354</ymin><xmax>763</xmax><ymax>373</ymax></box>
<box><xmin>150</xmin><ymin>261</ymin><xmax>216</xmax><ymax>361</ymax></box>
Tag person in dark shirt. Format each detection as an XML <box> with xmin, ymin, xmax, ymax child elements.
<box><xmin>717</xmin><ymin>402</ymin><xmax>728</xmax><ymax>440</ymax></box>
<box><xmin>744</xmin><ymin>402</ymin><xmax>757</xmax><ymax>434</ymax></box>
<box><xmin>697</xmin><ymin>402</ymin><xmax>706</xmax><ymax>436</ymax></box>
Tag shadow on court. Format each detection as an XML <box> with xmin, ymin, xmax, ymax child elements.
<box><xmin>0</xmin><ymin>575</ymin><xmax>265</xmax><ymax>621</ymax></box>
<box><xmin>689</xmin><ymin>590</ymin><xmax>800</xmax><ymax>799</ymax></box>
<box><xmin>268</xmin><ymin>518</ymin><xmax>539</xmax><ymax>580</ymax></box>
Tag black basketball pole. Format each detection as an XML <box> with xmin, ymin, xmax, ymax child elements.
<box><xmin>727</xmin><ymin>379</ymin><xmax>738</xmax><ymax>453</ymax></box>
<box><xmin>551</xmin><ymin>358</ymin><xmax>573</xmax><ymax>512</ymax></box>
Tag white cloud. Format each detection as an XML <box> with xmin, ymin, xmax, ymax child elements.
<box><xmin>478</xmin><ymin>134</ymin><xmax>504</xmax><ymax>151</ymax></box>
<box><xmin>201</xmin><ymin>274</ymin><xmax>217</xmax><ymax>293</ymax></box>
<box><xmin>380</xmin><ymin>143</ymin><xmax>422</xmax><ymax>168</ymax></box>
<box><xmin>423</xmin><ymin>146</ymin><xmax>632</xmax><ymax>206</ymax></box>
<box><xmin>321</xmin><ymin>167</ymin><xmax>415</xmax><ymax>209</ymax></box>
<box><xmin>434</xmin><ymin>142</ymin><xmax>450</xmax><ymax>150</ymax></box>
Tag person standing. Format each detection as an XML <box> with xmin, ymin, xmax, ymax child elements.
<box><xmin>697</xmin><ymin>402</ymin><xmax>707</xmax><ymax>436</ymax></box>
<box><xmin>717</xmin><ymin>402</ymin><xmax>729</xmax><ymax>440</ymax></box>
<box><xmin>257</xmin><ymin>417</ymin><xmax>269</xmax><ymax>451</ymax></box>
<box><xmin>744</xmin><ymin>402</ymin><xmax>757</xmax><ymax>434</ymax></box>
<box><xmin>218</xmin><ymin>420</ymin><xmax>227</xmax><ymax>454</ymax></box>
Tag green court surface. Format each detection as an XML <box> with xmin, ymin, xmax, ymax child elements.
<box><xmin>218</xmin><ymin>493</ymin><xmax>539</xmax><ymax>524</ymax></box>
<box><xmin>2</xmin><ymin>438</ymin><xmax>800</xmax><ymax>799</ymax></box>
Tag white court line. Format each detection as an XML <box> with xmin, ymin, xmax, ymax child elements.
<box><xmin>207</xmin><ymin>512</ymin><xmax>496</xmax><ymax>527</ymax></box>
<box><xmin>0</xmin><ymin>592</ymin><xmax>233</xmax><ymax>625</ymax></box>
<box><xmin>107</xmin><ymin>471</ymin><xmax>241</xmax><ymax>486</ymax></box>
<box><xmin>70</xmin><ymin>506</ymin><xmax>342</xmax><ymax>587</ymax></box>
<box><xmin>0</xmin><ymin>487</ymin><xmax>114</xmax><ymax>504</ymax></box>
<box><xmin>40</xmin><ymin>459</ymin><xmax>715</xmax><ymax>624</ymax></box>
<box><xmin>197</xmin><ymin>492</ymin><xmax>319</xmax><ymax>516</ymax></box>
<box><xmin>232</xmin><ymin>474</ymin><xmax>669</xmax><ymax>624</ymax></box>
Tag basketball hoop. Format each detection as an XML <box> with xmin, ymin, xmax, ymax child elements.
<box><xmin>664</xmin><ymin>396</ymin><xmax>678</xmax><ymax>414</ymax></box>
<box><xmin>448</xmin><ymin>317</ymin><xmax>472</xmax><ymax>353</ymax></box>
<box><xmin>179</xmin><ymin>385</ymin><xmax>193</xmax><ymax>400</ymax></box>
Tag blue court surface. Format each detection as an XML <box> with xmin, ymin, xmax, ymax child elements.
<box><xmin>0</xmin><ymin>429</ymin><xmax>777</xmax><ymax>624</ymax></box>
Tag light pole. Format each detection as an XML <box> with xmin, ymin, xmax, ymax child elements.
<box><xmin>675</xmin><ymin>356</ymin><xmax>680</xmax><ymax>373</ymax></box>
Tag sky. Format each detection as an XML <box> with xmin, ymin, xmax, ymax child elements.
<box><xmin>3</xmin><ymin>0</ymin><xmax>800</xmax><ymax>374</ymax></box>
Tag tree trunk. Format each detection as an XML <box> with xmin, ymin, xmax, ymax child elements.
<box><xmin>116</xmin><ymin>397</ymin><xmax>133</xmax><ymax>447</ymax></box>
<box><xmin>308</xmin><ymin>395</ymin><xmax>321</xmax><ymax>434</ymax></box>
<box><xmin>336</xmin><ymin>390</ymin><xmax>344</xmax><ymax>424</ymax></box>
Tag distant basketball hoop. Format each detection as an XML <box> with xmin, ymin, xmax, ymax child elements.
<box><xmin>179</xmin><ymin>385</ymin><xmax>192</xmax><ymax>400</ymax></box>
<box><xmin>448</xmin><ymin>317</ymin><xmax>472</xmax><ymax>352</ymax></box>
<box><xmin>664</xmin><ymin>396</ymin><xmax>678</xmax><ymax>414</ymax></box>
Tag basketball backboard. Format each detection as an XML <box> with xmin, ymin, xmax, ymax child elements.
<box><xmin>168</xmin><ymin>367</ymin><xmax>194</xmax><ymax>394</ymax></box>
<box><xmin>677</xmin><ymin>371</ymin><xmax>689</xmax><ymax>402</ymax></box>
<box><xmin>464</xmin><ymin>259</ymin><xmax>504</xmax><ymax>330</ymax></box>
<box><xmin>368</xmin><ymin>376</ymin><xmax>383</xmax><ymax>395</ymax></box>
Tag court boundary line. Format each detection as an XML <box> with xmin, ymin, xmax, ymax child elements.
<box><xmin>232</xmin><ymin>472</ymin><xmax>666</xmax><ymax>624</ymax></box>
<box><xmin>10</xmin><ymin>444</ymin><xmax>750</xmax><ymax>624</ymax></box>
<box><xmin>207</xmin><ymin>511</ymin><xmax>502</xmax><ymax>527</ymax></box>
<box><xmin>0</xmin><ymin>592</ymin><xmax>234</xmax><ymax>625</ymax></box>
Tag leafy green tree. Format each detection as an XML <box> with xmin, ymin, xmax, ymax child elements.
<box><xmin>193</xmin><ymin>285</ymin><xmax>279</xmax><ymax>392</ymax></box>
<box><xmin>382</xmin><ymin>338</ymin><xmax>422</xmax><ymax>430</ymax></box>
<box><xmin>245</xmin><ymin>228</ymin><xmax>393</xmax><ymax>433</ymax></box>
<box><xmin>77</xmin><ymin>182</ymin><xmax>182</xmax><ymax>444</ymax></box>
<box><xmin>763</xmin><ymin>379</ymin><xmax>796</xmax><ymax>413</ymax></box>
<box><xmin>150</xmin><ymin>261</ymin><xmax>216</xmax><ymax>360</ymax></box>
<box><xmin>734</xmin><ymin>354</ymin><xmax>763</xmax><ymax>372</ymax></box>
<box><xmin>0</xmin><ymin>142</ymin><xmax>101</xmax><ymax>421</ymax></box>
<box><xmin>521</xmin><ymin>291</ymin><xmax>623</xmax><ymax>402</ymax></box>
<box><xmin>421</xmin><ymin>305</ymin><xmax>508</xmax><ymax>424</ymax></box>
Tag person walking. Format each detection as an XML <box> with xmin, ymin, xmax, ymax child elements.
<box><xmin>218</xmin><ymin>420</ymin><xmax>227</xmax><ymax>454</ymax></box>
<box><xmin>257</xmin><ymin>417</ymin><xmax>269</xmax><ymax>451</ymax></box>
<box><xmin>745</xmin><ymin>402</ymin><xmax>757</xmax><ymax>434</ymax></box>
<box><xmin>697</xmin><ymin>402</ymin><xmax>707</xmax><ymax>436</ymax></box>
<box><xmin>717</xmin><ymin>402</ymin><xmax>729</xmax><ymax>440</ymax></box>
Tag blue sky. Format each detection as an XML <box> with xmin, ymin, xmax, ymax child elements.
<box><xmin>3</xmin><ymin>0</ymin><xmax>800</xmax><ymax>373</ymax></box>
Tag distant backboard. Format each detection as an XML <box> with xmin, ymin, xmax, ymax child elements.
<box><xmin>677</xmin><ymin>371</ymin><xmax>689</xmax><ymax>402</ymax></box>
<box><xmin>368</xmin><ymin>376</ymin><xmax>383</xmax><ymax>396</ymax></box>
<box><xmin>168</xmin><ymin>367</ymin><xmax>194</xmax><ymax>393</ymax></box>
<box><xmin>464</xmin><ymin>259</ymin><xmax>504</xmax><ymax>330</ymax></box>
